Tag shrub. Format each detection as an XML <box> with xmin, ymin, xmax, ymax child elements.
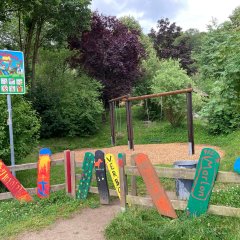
<box><xmin>0</xmin><ymin>96</ymin><xmax>40</xmax><ymax>164</ymax></box>
<box><xmin>151</xmin><ymin>59</ymin><xmax>193</xmax><ymax>126</ymax></box>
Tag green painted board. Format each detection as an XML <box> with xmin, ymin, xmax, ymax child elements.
<box><xmin>186</xmin><ymin>148</ymin><xmax>220</xmax><ymax>217</ymax></box>
<box><xmin>77</xmin><ymin>152</ymin><xmax>95</xmax><ymax>200</ymax></box>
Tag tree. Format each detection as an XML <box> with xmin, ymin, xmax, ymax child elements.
<box><xmin>68</xmin><ymin>12</ymin><xmax>145</xmax><ymax>105</ymax></box>
<box><xmin>149</xmin><ymin>18</ymin><xmax>196</xmax><ymax>75</ymax></box>
<box><xmin>0</xmin><ymin>0</ymin><xmax>92</xmax><ymax>91</ymax></box>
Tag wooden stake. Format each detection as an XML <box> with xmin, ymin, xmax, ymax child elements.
<box><xmin>119</xmin><ymin>153</ymin><xmax>127</xmax><ymax>211</ymax></box>
<box><xmin>130</xmin><ymin>155</ymin><xmax>137</xmax><ymax>196</ymax></box>
<box><xmin>70</xmin><ymin>151</ymin><xmax>76</xmax><ymax>199</ymax></box>
<box><xmin>64</xmin><ymin>150</ymin><xmax>71</xmax><ymax>195</ymax></box>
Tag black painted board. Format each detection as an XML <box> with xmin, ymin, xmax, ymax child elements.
<box><xmin>95</xmin><ymin>150</ymin><xmax>110</xmax><ymax>204</ymax></box>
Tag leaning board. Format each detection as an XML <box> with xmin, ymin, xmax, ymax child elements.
<box><xmin>134</xmin><ymin>153</ymin><xmax>177</xmax><ymax>219</ymax></box>
<box><xmin>186</xmin><ymin>148</ymin><xmax>220</xmax><ymax>217</ymax></box>
<box><xmin>95</xmin><ymin>150</ymin><xmax>110</xmax><ymax>204</ymax></box>
<box><xmin>37</xmin><ymin>148</ymin><xmax>51</xmax><ymax>198</ymax></box>
<box><xmin>77</xmin><ymin>152</ymin><xmax>95</xmax><ymax>199</ymax></box>
<box><xmin>0</xmin><ymin>160</ymin><xmax>33</xmax><ymax>202</ymax></box>
<box><xmin>233</xmin><ymin>157</ymin><xmax>240</xmax><ymax>174</ymax></box>
<box><xmin>105</xmin><ymin>153</ymin><xmax>120</xmax><ymax>199</ymax></box>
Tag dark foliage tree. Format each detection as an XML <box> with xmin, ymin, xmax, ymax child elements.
<box><xmin>149</xmin><ymin>18</ymin><xmax>196</xmax><ymax>75</ymax></box>
<box><xmin>68</xmin><ymin>12</ymin><xmax>145</xmax><ymax>105</ymax></box>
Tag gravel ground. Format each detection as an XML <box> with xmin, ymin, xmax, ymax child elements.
<box><xmin>52</xmin><ymin>143</ymin><xmax>224</xmax><ymax>165</ymax></box>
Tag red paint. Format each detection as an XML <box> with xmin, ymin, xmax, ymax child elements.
<box><xmin>134</xmin><ymin>153</ymin><xmax>177</xmax><ymax>219</ymax></box>
<box><xmin>118</xmin><ymin>159</ymin><xmax>123</xmax><ymax>167</ymax></box>
<box><xmin>66</xmin><ymin>150</ymin><xmax>71</xmax><ymax>193</ymax></box>
<box><xmin>0</xmin><ymin>160</ymin><xmax>32</xmax><ymax>202</ymax></box>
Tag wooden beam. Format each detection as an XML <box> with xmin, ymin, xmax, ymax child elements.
<box><xmin>126</xmin><ymin>195</ymin><xmax>240</xmax><ymax>218</ymax></box>
<box><xmin>70</xmin><ymin>151</ymin><xmax>76</xmax><ymax>199</ymax></box>
<box><xmin>109</xmin><ymin>95</ymin><xmax>129</xmax><ymax>103</ymax></box>
<box><xmin>186</xmin><ymin>90</ymin><xmax>195</xmax><ymax>155</ymax></box>
<box><xmin>125</xmin><ymin>88</ymin><xmax>193</xmax><ymax>102</ymax></box>
<box><xmin>64</xmin><ymin>150</ymin><xmax>71</xmax><ymax>194</ymax></box>
<box><xmin>126</xmin><ymin>100</ymin><xmax>134</xmax><ymax>150</ymax></box>
<box><xmin>119</xmin><ymin>153</ymin><xmax>127</xmax><ymax>211</ymax></box>
<box><xmin>130</xmin><ymin>155</ymin><xmax>137</xmax><ymax>196</ymax></box>
<box><xmin>125</xmin><ymin>166</ymin><xmax>240</xmax><ymax>183</ymax></box>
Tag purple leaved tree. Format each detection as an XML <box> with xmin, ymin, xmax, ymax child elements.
<box><xmin>68</xmin><ymin>12</ymin><xmax>145</xmax><ymax>106</ymax></box>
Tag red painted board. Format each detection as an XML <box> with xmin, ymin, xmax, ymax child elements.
<box><xmin>66</xmin><ymin>150</ymin><xmax>71</xmax><ymax>193</ymax></box>
<box><xmin>0</xmin><ymin>160</ymin><xmax>33</xmax><ymax>202</ymax></box>
<box><xmin>37</xmin><ymin>148</ymin><xmax>51</xmax><ymax>198</ymax></box>
<box><xmin>134</xmin><ymin>153</ymin><xmax>177</xmax><ymax>219</ymax></box>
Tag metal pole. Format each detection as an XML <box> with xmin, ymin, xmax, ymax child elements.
<box><xmin>7</xmin><ymin>95</ymin><xmax>16</xmax><ymax>176</ymax></box>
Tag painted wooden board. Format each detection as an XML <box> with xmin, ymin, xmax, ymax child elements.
<box><xmin>0</xmin><ymin>160</ymin><xmax>32</xmax><ymax>202</ymax></box>
<box><xmin>37</xmin><ymin>148</ymin><xmax>51</xmax><ymax>198</ymax></box>
<box><xmin>77</xmin><ymin>152</ymin><xmax>95</xmax><ymax>199</ymax></box>
<box><xmin>134</xmin><ymin>153</ymin><xmax>177</xmax><ymax>219</ymax></box>
<box><xmin>95</xmin><ymin>150</ymin><xmax>110</xmax><ymax>204</ymax></box>
<box><xmin>105</xmin><ymin>153</ymin><xmax>120</xmax><ymax>199</ymax></box>
<box><xmin>186</xmin><ymin>148</ymin><xmax>220</xmax><ymax>217</ymax></box>
<box><xmin>233</xmin><ymin>157</ymin><xmax>240</xmax><ymax>174</ymax></box>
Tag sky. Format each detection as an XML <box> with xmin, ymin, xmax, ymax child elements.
<box><xmin>91</xmin><ymin>0</ymin><xmax>240</xmax><ymax>33</ymax></box>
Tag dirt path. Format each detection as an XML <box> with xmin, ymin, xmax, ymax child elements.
<box><xmin>17</xmin><ymin>201</ymin><xmax>120</xmax><ymax>240</ymax></box>
<box><xmin>52</xmin><ymin>143</ymin><xmax>224</xmax><ymax>165</ymax></box>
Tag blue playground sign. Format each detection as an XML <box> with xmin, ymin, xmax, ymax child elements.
<box><xmin>0</xmin><ymin>50</ymin><xmax>25</xmax><ymax>94</ymax></box>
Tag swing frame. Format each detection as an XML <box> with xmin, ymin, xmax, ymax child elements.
<box><xmin>109</xmin><ymin>87</ymin><xmax>194</xmax><ymax>155</ymax></box>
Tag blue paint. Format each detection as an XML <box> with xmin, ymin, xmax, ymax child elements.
<box><xmin>39</xmin><ymin>148</ymin><xmax>52</xmax><ymax>155</ymax></box>
<box><xmin>233</xmin><ymin>158</ymin><xmax>240</xmax><ymax>174</ymax></box>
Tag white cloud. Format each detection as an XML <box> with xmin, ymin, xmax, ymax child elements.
<box><xmin>174</xmin><ymin>0</ymin><xmax>240</xmax><ymax>31</ymax></box>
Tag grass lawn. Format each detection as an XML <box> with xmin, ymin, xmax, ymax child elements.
<box><xmin>0</xmin><ymin>106</ymin><xmax>239</xmax><ymax>239</ymax></box>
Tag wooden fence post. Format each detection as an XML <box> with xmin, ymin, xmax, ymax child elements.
<box><xmin>130</xmin><ymin>155</ymin><xmax>137</xmax><ymax>196</ymax></box>
<box><xmin>126</xmin><ymin>99</ymin><xmax>134</xmax><ymax>150</ymax></box>
<box><xmin>70</xmin><ymin>151</ymin><xmax>76</xmax><ymax>199</ymax></box>
<box><xmin>64</xmin><ymin>150</ymin><xmax>71</xmax><ymax>195</ymax></box>
<box><xmin>118</xmin><ymin>153</ymin><xmax>127</xmax><ymax>211</ymax></box>
<box><xmin>186</xmin><ymin>89</ymin><xmax>195</xmax><ymax>155</ymax></box>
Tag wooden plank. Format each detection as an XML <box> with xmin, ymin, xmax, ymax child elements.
<box><xmin>70</xmin><ymin>151</ymin><xmax>76</xmax><ymax>198</ymax></box>
<box><xmin>0</xmin><ymin>184</ymin><xmax>66</xmax><ymax>201</ymax></box>
<box><xmin>64</xmin><ymin>150</ymin><xmax>71</xmax><ymax>194</ymax></box>
<box><xmin>7</xmin><ymin>158</ymin><xmax>64</xmax><ymax>172</ymax></box>
<box><xmin>119</xmin><ymin>153</ymin><xmax>127</xmax><ymax>211</ymax></box>
<box><xmin>109</xmin><ymin>95</ymin><xmax>129</xmax><ymax>103</ymax></box>
<box><xmin>127</xmin><ymin>195</ymin><xmax>240</xmax><ymax>218</ymax></box>
<box><xmin>125</xmin><ymin>166</ymin><xmax>240</xmax><ymax>183</ymax></box>
<box><xmin>126</xmin><ymin>88</ymin><xmax>193</xmax><ymax>102</ymax></box>
<box><xmin>130</xmin><ymin>155</ymin><xmax>137</xmax><ymax>196</ymax></box>
<box><xmin>134</xmin><ymin>153</ymin><xmax>177</xmax><ymax>218</ymax></box>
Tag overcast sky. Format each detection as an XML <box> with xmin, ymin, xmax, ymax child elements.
<box><xmin>91</xmin><ymin>0</ymin><xmax>240</xmax><ymax>32</ymax></box>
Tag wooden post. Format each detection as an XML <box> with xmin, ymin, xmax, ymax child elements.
<box><xmin>109</xmin><ymin>102</ymin><xmax>116</xmax><ymax>146</ymax></box>
<box><xmin>130</xmin><ymin>155</ymin><xmax>137</xmax><ymax>196</ymax></box>
<box><xmin>118</xmin><ymin>153</ymin><xmax>127</xmax><ymax>211</ymax></box>
<box><xmin>186</xmin><ymin>90</ymin><xmax>195</xmax><ymax>155</ymax></box>
<box><xmin>64</xmin><ymin>150</ymin><xmax>71</xmax><ymax>195</ymax></box>
<box><xmin>126</xmin><ymin>99</ymin><xmax>134</xmax><ymax>150</ymax></box>
<box><xmin>70</xmin><ymin>151</ymin><xmax>76</xmax><ymax>198</ymax></box>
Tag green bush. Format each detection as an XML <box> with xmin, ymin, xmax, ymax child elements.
<box><xmin>151</xmin><ymin>59</ymin><xmax>193</xmax><ymax>126</ymax></box>
<box><xmin>33</xmin><ymin>49</ymin><xmax>104</xmax><ymax>138</ymax></box>
<box><xmin>0</xmin><ymin>96</ymin><xmax>40</xmax><ymax>164</ymax></box>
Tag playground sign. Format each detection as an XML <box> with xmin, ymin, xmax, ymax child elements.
<box><xmin>0</xmin><ymin>50</ymin><xmax>25</xmax><ymax>94</ymax></box>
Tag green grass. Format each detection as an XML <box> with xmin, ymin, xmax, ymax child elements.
<box><xmin>1</xmin><ymin>105</ymin><xmax>240</xmax><ymax>239</ymax></box>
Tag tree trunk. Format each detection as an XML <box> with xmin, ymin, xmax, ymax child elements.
<box><xmin>31</xmin><ymin>20</ymin><xmax>43</xmax><ymax>91</ymax></box>
<box><xmin>18</xmin><ymin>11</ymin><xmax>23</xmax><ymax>51</ymax></box>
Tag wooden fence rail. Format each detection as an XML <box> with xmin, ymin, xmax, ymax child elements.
<box><xmin>120</xmin><ymin>162</ymin><xmax>240</xmax><ymax>218</ymax></box>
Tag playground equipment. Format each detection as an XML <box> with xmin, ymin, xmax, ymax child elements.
<box><xmin>109</xmin><ymin>88</ymin><xmax>195</xmax><ymax>155</ymax></box>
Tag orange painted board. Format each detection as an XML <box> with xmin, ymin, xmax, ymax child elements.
<box><xmin>0</xmin><ymin>160</ymin><xmax>32</xmax><ymax>202</ymax></box>
<box><xmin>37</xmin><ymin>148</ymin><xmax>51</xmax><ymax>198</ymax></box>
<box><xmin>134</xmin><ymin>153</ymin><xmax>177</xmax><ymax>219</ymax></box>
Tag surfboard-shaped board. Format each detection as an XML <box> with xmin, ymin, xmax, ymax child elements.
<box><xmin>186</xmin><ymin>148</ymin><xmax>220</xmax><ymax>217</ymax></box>
<box><xmin>77</xmin><ymin>152</ymin><xmax>95</xmax><ymax>199</ymax></box>
<box><xmin>105</xmin><ymin>153</ymin><xmax>120</xmax><ymax>199</ymax></box>
<box><xmin>134</xmin><ymin>153</ymin><xmax>177</xmax><ymax>219</ymax></box>
<box><xmin>233</xmin><ymin>157</ymin><xmax>240</xmax><ymax>174</ymax></box>
<box><xmin>37</xmin><ymin>148</ymin><xmax>51</xmax><ymax>198</ymax></box>
<box><xmin>95</xmin><ymin>150</ymin><xmax>110</xmax><ymax>204</ymax></box>
<box><xmin>0</xmin><ymin>160</ymin><xmax>33</xmax><ymax>202</ymax></box>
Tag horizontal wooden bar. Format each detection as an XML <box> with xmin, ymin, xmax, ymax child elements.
<box><xmin>7</xmin><ymin>159</ymin><xmax>64</xmax><ymax>172</ymax></box>
<box><xmin>0</xmin><ymin>183</ymin><xmax>65</xmax><ymax>201</ymax></box>
<box><xmin>125</xmin><ymin>88</ymin><xmax>193</xmax><ymax>102</ymax></box>
<box><xmin>125</xmin><ymin>166</ymin><xmax>240</xmax><ymax>183</ymax></box>
<box><xmin>127</xmin><ymin>195</ymin><xmax>240</xmax><ymax>218</ymax></box>
<box><xmin>109</xmin><ymin>95</ymin><xmax>129</xmax><ymax>103</ymax></box>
